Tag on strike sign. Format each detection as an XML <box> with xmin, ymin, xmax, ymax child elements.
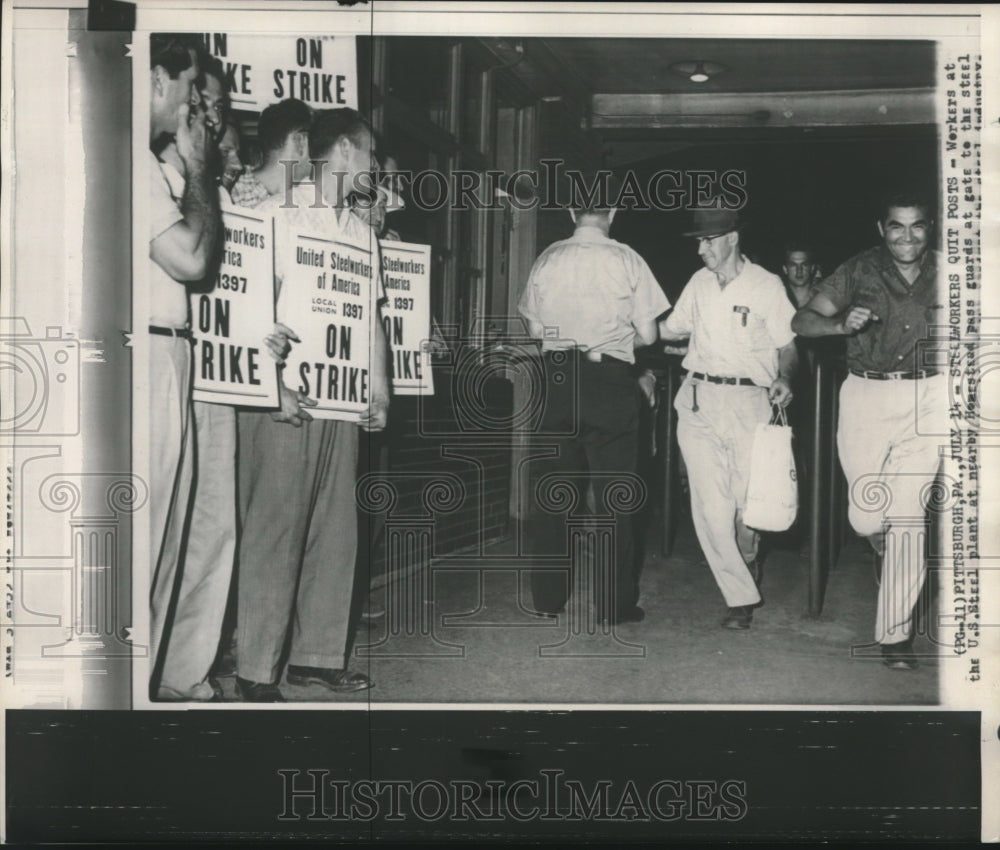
<box><xmin>190</xmin><ymin>207</ymin><xmax>279</xmax><ymax>407</ymax></box>
<box><xmin>277</xmin><ymin>231</ymin><xmax>375</xmax><ymax>421</ymax></box>
<box><xmin>380</xmin><ymin>240</ymin><xmax>434</xmax><ymax>396</ymax></box>
<box><xmin>199</xmin><ymin>32</ymin><xmax>357</xmax><ymax>112</ymax></box>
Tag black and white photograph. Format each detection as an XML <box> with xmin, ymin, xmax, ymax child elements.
<box><xmin>2</xmin><ymin>1</ymin><xmax>997</xmax><ymax>843</ymax></box>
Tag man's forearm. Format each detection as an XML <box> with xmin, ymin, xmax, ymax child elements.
<box><xmin>777</xmin><ymin>342</ymin><xmax>798</xmax><ymax>382</ymax></box>
<box><xmin>633</xmin><ymin>318</ymin><xmax>658</xmax><ymax>348</ymax></box>
<box><xmin>657</xmin><ymin>317</ymin><xmax>689</xmax><ymax>342</ymax></box>
<box><xmin>791</xmin><ymin>307</ymin><xmax>844</xmax><ymax>338</ymax></box>
<box><xmin>181</xmin><ymin>160</ymin><xmax>220</xmax><ymax>271</ymax></box>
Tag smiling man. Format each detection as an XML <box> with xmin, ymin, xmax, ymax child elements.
<box><xmin>659</xmin><ymin>206</ymin><xmax>797</xmax><ymax>631</ymax></box>
<box><xmin>792</xmin><ymin>192</ymin><xmax>944</xmax><ymax>671</ymax></box>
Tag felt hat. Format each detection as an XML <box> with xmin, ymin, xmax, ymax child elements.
<box><xmin>684</xmin><ymin>206</ymin><xmax>743</xmax><ymax>237</ymax></box>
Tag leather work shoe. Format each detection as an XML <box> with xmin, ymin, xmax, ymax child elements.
<box><xmin>881</xmin><ymin>641</ymin><xmax>918</xmax><ymax>671</ymax></box>
<box><xmin>235</xmin><ymin>676</ymin><xmax>286</xmax><ymax>702</ymax></box>
<box><xmin>607</xmin><ymin>605</ymin><xmax>645</xmax><ymax>626</ymax></box>
<box><xmin>721</xmin><ymin>606</ymin><xmax>754</xmax><ymax>630</ymax></box>
<box><xmin>286</xmin><ymin>665</ymin><xmax>373</xmax><ymax>693</ymax></box>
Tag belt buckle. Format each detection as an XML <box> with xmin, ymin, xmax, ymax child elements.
<box><xmin>723</xmin><ymin>376</ymin><xmax>735</xmax><ymax>385</ymax></box>
<box><xmin>888</xmin><ymin>372</ymin><xmax>902</xmax><ymax>381</ymax></box>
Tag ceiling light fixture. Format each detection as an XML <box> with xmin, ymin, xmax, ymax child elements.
<box><xmin>669</xmin><ymin>60</ymin><xmax>727</xmax><ymax>84</ymax></box>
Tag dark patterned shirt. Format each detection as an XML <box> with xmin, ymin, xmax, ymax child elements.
<box><xmin>812</xmin><ymin>246</ymin><xmax>941</xmax><ymax>373</ymax></box>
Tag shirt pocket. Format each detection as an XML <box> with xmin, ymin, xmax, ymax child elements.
<box><xmin>730</xmin><ymin>305</ymin><xmax>771</xmax><ymax>354</ymax></box>
<box><xmin>854</xmin><ymin>281</ymin><xmax>888</xmax><ymax>318</ymax></box>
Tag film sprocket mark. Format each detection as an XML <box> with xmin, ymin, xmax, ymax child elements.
<box><xmin>0</xmin><ymin>317</ymin><xmax>81</xmax><ymax>436</ymax></box>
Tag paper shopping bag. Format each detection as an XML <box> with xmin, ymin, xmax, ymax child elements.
<box><xmin>742</xmin><ymin>405</ymin><xmax>798</xmax><ymax>532</ymax></box>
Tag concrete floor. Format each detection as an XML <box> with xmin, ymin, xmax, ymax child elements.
<box><xmin>218</xmin><ymin>513</ymin><xmax>939</xmax><ymax>706</ymax></box>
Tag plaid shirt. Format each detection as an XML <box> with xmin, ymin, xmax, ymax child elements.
<box><xmin>229</xmin><ymin>170</ymin><xmax>271</xmax><ymax>209</ymax></box>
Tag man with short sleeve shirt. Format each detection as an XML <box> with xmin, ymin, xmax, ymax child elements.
<box><xmin>234</xmin><ymin>109</ymin><xmax>389</xmax><ymax>701</ymax></box>
<box><xmin>792</xmin><ymin>194</ymin><xmax>944</xmax><ymax>670</ymax></box>
<box><xmin>147</xmin><ymin>35</ymin><xmax>219</xmax><ymax>687</ymax></box>
<box><xmin>518</xmin><ymin>190</ymin><xmax>670</xmax><ymax>625</ymax></box>
<box><xmin>153</xmin><ymin>63</ymin><xmax>289</xmax><ymax>700</ymax></box>
<box><xmin>660</xmin><ymin>207</ymin><xmax>797</xmax><ymax>630</ymax></box>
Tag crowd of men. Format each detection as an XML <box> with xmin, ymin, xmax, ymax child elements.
<box><xmin>150</xmin><ymin>36</ymin><xmax>387</xmax><ymax>702</ymax></box>
<box><xmin>522</xmin><ymin>186</ymin><xmax>941</xmax><ymax>671</ymax></box>
<box><xmin>149</xmin><ymin>35</ymin><xmax>943</xmax><ymax>702</ymax></box>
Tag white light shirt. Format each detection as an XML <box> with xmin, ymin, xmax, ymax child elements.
<box><xmin>257</xmin><ymin>182</ymin><xmax>387</xmax><ymax>312</ymax></box>
<box><xmin>662</xmin><ymin>258</ymin><xmax>795</xmax><ymax>387</ymax></box>
<box><xmin>517</xmin><ymin>225</ymin><xmax>670</xmax><ymax>364</ymax></box>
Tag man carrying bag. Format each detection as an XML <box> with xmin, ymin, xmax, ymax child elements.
<box><xmin>659</xmin><ymin>206</ymin><xmax>798</xmax><ymax>630</ymax></box>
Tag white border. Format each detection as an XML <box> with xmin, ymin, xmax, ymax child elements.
<box><xmin>126</xmin><ymin>1</ymin><xmax>988</xmax><ymax>710</ymax></box>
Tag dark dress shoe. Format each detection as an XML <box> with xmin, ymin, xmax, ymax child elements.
<box><xmin>235</xmin><ymin>676</ymin><xmax>286</xmax><ymax>702</ymax></box>
<box><xmin>286</xmin><ymin>665</ymin><xmax>373</xmax><ymax>692</ymax></box>
<box><xmin>721</xmin><ymin>606</ymin><xmax>753</xmax><ymax>630</ymax></box>
<box><xmin>212</xmin><ymin>651</ymin><xmax>237</xmax><ymax>678</ymax></box>
<box><xmin>881</xmin><ymin>641</ymin><xmax>918</xmax><ymax>671</ymax></box>
<box><xmin>607</xmin><ymin>605</ymin><xmax>645</xmax><ymax>626</ymax></box>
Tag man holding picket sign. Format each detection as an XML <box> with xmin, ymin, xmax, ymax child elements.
<box><xmin>659</xmin><ymin>206</ymin><xmax>797</xmax><ymax>631</ymax></box>
<box><xmin>234</xmin><ymin>108</ymin><xmax>389</xmax><ymax>702</ymax></box>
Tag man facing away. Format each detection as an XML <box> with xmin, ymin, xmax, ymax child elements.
<box><xmin>659</xmin><ymin>206</ymin><xmax>797</xmax><ymax>630</ymax></box>
<box><xmin>792</xmin><ymin>193</ymin><xmax>944</xmax><ymax>671</ymax></box>
<box><xmin>234</xmin><ymin>108</ymin><xmax>390</xmax><ymax>701</ymax></box>
<box><xmin>518</xmin><ymin>180</ymin><xmax>670</xmax><ymax>625</ymax></box>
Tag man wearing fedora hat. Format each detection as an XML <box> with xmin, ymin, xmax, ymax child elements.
<box><xmin>659</xmin><ymin>205</ymin><xmax>798</xmax><ymax>630</ymax></box>
<box><xmin>518</xmin><ymin>176</ymin><xmax>670</xmax><ymax>624</ymax></box>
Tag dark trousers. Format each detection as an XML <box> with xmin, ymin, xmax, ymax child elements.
<box><xmin>525</xmin><ymin>352</ymin><xmax>641</xmax><ymax>616</ymax></box>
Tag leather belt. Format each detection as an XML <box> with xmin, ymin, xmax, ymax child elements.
<box><xmin>690</xmin><ymin>371</ymin><xmax>756</xmax><ymax>386</ymax></box>
<box><xmin>149</xmin><ymin>324</ymin><xmax>192</xmax><ymax>339</ymax></box>
<box><xmin>849</xmin><ymin>368</ymin><xmax>939</xmax><ymax>381</ymax></box>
